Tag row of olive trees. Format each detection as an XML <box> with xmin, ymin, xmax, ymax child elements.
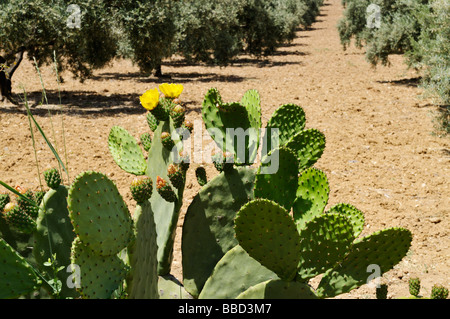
<box><xmin>0</xmin><ymin>0</ymin><xmax>324</xmax><ymax>104</ymax></box>
<box><xmin>338</xmin><ymin>0</ymin><xmax>449</xmax><ymax>107</ymax></box>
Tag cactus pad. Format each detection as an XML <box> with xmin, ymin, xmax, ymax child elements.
<box><xmin>199</xmin><ymin>245</ymin><xmax>278</xmax><ymax>299</ymax></box>
<box><xmin>108</xmin><ymin>126</ymin><xmax>147</xmax><ymax>176</ymax></box>
<box><xmin>68</xmin><ymin>171</ymin><xmax>133</xmax><ymax>256</ymax></box>
<box><xmin>0</xmin><ymin>238</ymin><xmax>42</xmax><ymax>299</ymax></box>
<box><xmin>202</xmin><ymin>88</ymin><xmax>256</xmax><ymax>165</ymax></box>
<box><xmin>70</xmin><ymin>237</ymin><xmax>128</xmax><ymax>299</ymax></box>
<box><xmin>158</xmin><ymin>275</ymin><xmax>193</xmax><ymax>299</ymax></box>
<box><xmin>182</xmin><ymin>167</ymin><xmax>256</xmax><ymax>297</ymax></box>
<box><xmin>34</xmin><ymin>185</ymin><xmax>78</xmax><ymax>298</ymax></box>
<box><xmin>264</xmin><ymin>103</ymin><xmax>306</xmax><ymax>154</ymax></box>
<box><xmin>234</xmin><ymin>199</ymin><xmax>301</xmax><ymax>281</ymax></box>
<box><xmin>327</xmin><ymin>203</ymin><xmax>365</xmax><ymax>239</ymax></box>
<box><xmin>126</xmin><ymin>202</ymin><xmax>159</xmax><ymax>299</ymax></box>
<box><xmin>316</xmin><ymin>227</ymin><xmax>412</xmax><ymax>298</ymax></box>
<box><xmin>0</xmin><ymin>193</ymin><xmax>10</xmax><ymax>212</ymax></box>
<box><xmin>285</xmin><ymin>128</ymin><xmax>326</xmax><ymax>170</ymax></box>
<box><xmin>297</xmin><ymin>213</ymin><xmax>355</xmax><ymax>281</ymax></box>
<box><xmin>254</xmin><ymin>147</ymin><xmax>299</xmax><ymax>211</ymax></box>
<box><xmin>430</xmin><ymin>284</ymin><xmax>449</xmax><ymax>299</ymax></box>
<box><xmin>236</xmin><ymin>279</ymin><xmax>318</xmax><ymax>299</ymax></box>
<box><xmin>293</xmin><ymin>167</ymin><xmax>330</xmax><ymax>230</ymax></box>
<box><xmin>408</xmin><ymin>278</ymin><xmax>421</xmax><ymax>297</ymax></box>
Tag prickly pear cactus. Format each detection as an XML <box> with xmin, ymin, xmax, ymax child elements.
<box><xmin>199</xmin><ymin>245</ymin><xmax>278</xmax><ymax>299</ymax></box>
<box><xmin>70</xmin><ymin>237</ymin><xmax>128</xmax><ymax>299</ymax></box>
<box><xmin>182</xmin><ymin>167</ymin><xmax>256</xmax><ymax>298</ymax></box>
<box><xmin>236</xmin><ymin>279</ymin><xmax>318</xmax><ymax>299</ymax></box>
<box><xmin>33</xmin><ymin>185</ymin><xmax>78</xmax><ymax>299</ymax></box>
<box><xmin>234</xmin><ymin>199</ymin><xmax>302</xmax><ymax>281</ymax></box>
<box><xmin>202</xmin><ymin>88</ymin><xmax>261</xmax><ymax>165</ymax></box>
<box><xmin>126</xmin><ymin>201</ymin><xmax>159</xmax><ymax>299</ymax></box>
<box><xmin>108</xmin><ymin>126</ymin><xmax>147</xmax><ymax>176</ymax></box>
<box><xmin>254</xmin><ymin>147</ymin><xmax>299</xmax><ymax>211</ymax></box>
<box><xmin>68</xmin><ymin>171</ymin><xmax>133</xmax><ymax>256</ymax></box>
<box><xmin>0</xmin><ymin>238</ymin><xmax>42</xmax><ymax>299</ymax></box>
<box><xmin>263</xmin><ymin>103</ymin><xmax>306</xmax><ymax>154</ymax></box>
<box><xmin>316</xmin><ymin>227</ymin><xmax>412</xmax><ymax>298</ymax></box>
<box><xmin>292</xmin><ymin>167</ymin><xmax>329</xmax><ymax>230</ymax></box>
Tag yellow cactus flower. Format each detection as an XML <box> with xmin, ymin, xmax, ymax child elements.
<box><xmin>159</xmin><ymin>83</ymin><xmax>184</xmax><ymax>99</ymax></box>
<box><xmin>140</xmin><ymin>88</ymin><xmax>160</xmax><ymax>111</ymax></box>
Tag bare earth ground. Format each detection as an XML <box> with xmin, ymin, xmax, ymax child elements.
<box><xmin>0</xmin><ymin>0</ymin><xmax>448</xmax><ymax>299</ymax></box>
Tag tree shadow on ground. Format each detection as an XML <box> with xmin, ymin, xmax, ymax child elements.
<box><xmin>377</xmin><ymin>77</ymin><xmax>422</xmax><ymax>88</ymax></box>
<box><xmin>1</xmin><ymin>90</ymin><xmax>143</xmax><ymax>116</ymax></box>
<box><xmin>1</xmin><ymin>89</ymin><xmax>201</xmax><ymax>117</ymax></box>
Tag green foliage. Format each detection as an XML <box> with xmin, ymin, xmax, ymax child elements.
<box><xmin>116</xmin><ymin>0</ymin><xmax>176</xmax><ymax>74</ymax></box>
<box><xmin>0</xmin><ymin>0</ymin><xmax>118</xmax><ymax>78</ymax></box>
<box><xmin>337</xmin><ymin>0</ymin><xmax>449</xmax><ymax>108</ymax></box>
<box><xmin>407</xmin><ymin>0</ymin><xmax>450</xmax><ymax>107</ymax></box>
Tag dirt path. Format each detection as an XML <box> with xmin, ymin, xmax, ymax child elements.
<box><xmin>1</xmin><ymin>0</ymin><xmax>448</xmax><ymax>299</ymax></box>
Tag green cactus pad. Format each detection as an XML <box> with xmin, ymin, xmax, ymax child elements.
<box><xmin>292</xmin><ymin>167</ymin><xmax>330</xmax><ymax>230</ymax></box>
<box><xmin>327</xmin><ymin>203</ymin><xmax>365</xmax><ymax>239</ymax></box>
<box><xmin>202</xmin><ymin>88</ymin><xmax>256</xmax><ymax>165</ymax></box>
<box><xmin>33</xmin><ymin>185</ymin><xmax>78</xmax><ymax>298</ymax></box>
<box><xmin>68</xmin><ymin>171</ymin><xmax>133</xmax><ymax>256</ymax></box>
<box><xmin>234</xmin><ymin>199</ymin><xmax>301</xmax><ymax>281</ymax></box>
<box><xmin>108</xmin><ymin>126</ymin><xmax>147</xmax><ymax>176</ymax></box>
<box><xmin>182</xmin><ymin>167</ymin><xmax>256</xmax><ymax>298</ymax></box>
<box><xmin>254</xmin><ymin>147</ymin><xmax>299</xmax><ymax>211</ymax></box>
<box><xmin>285</xmin><ymin>128</ymin><xmax>326</xmax><ymax>170</ymax></box>
<box><xmin>0</xmin><ymin>238</ymin><xmax>42</xmax><ymax>299</ymax></box>
<box><xmin>199</xmin><ymin>245</ymin><xmax>278</xmax><ymax>299</ymax></box>
<box><xmin>241</xmin><ymin>89</ymin><xmax>262</xmax><ymax>161</ymax></box>
<box><xmin>158</xmin><ymin>275</ymin><xmax>193</xmax><ymax>299</ymax></box>
<box><xmin>70</xmin><ymin>237</ymin><xmax>128</xmax><ymax>299</ymax></box>
<box><xmin>236</xmin><ymin>279</ymin><xmax>318</xmax><ymax>299</ymax></box>
<box><xmin>126</xmin><ymin>202</ymin><xmax>159</xmax><ymax>299</ymax></box>
<box><xmin>297</xmin><ymin>213</ymin><xmax>355</xmax><ymax>281</ymax></box>
<box><xmin>263</xmin><ymin>103</ymin><xmax>306</xmax><ymax>154</ymax></box>
<box><xmin>316</xmin><ymin>227</ymin><xmax>413</xmax><ymax>298</ymax></box>
<box><xmin>241</xmin><ymin>89</ymin><xmax>261</xmax><ymax>132</ymax></box>
<box><xmin>145</xmin><ymin>120</ymin><xmax>185</xmax><ymax>275</ymax></box>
